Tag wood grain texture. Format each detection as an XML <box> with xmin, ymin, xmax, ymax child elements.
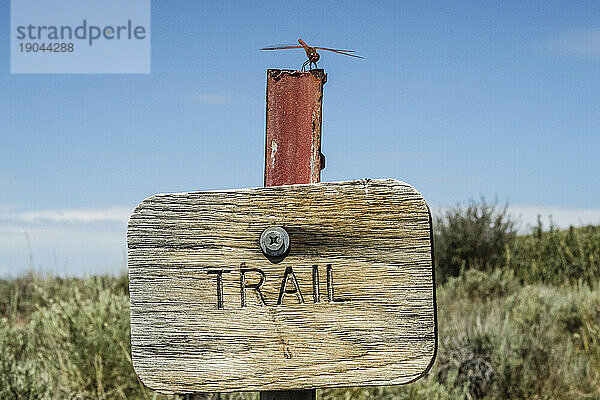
<box><xmin>128</xmin><ymin>179</ymin><xmax>437</xmax><ymax>393</ymax></box>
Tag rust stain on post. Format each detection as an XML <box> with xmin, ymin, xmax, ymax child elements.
<box><xmin>265</xmin><ymin>69</ymin><xmax>327</xmax><ymax>186</ymax></box>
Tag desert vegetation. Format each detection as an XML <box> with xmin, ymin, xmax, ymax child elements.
<box><xmin>1</xmin><ymin>199</ymin><xmax>599</xmax><ymax>399</ymax></box>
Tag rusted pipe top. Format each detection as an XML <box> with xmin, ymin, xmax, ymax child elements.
<box><xmin>265</xmin><ymin>69</ymin><xmax>327</xmax><ymax>187</ymax></box>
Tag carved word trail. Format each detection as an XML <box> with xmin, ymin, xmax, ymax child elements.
<box><xmin>207</xmin><ymin>264</ymin><xmax>347</xmax><ymax>309</ymax></box>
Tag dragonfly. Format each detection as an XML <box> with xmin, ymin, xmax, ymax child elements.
<box><xmin>261</xmin><ymin>38</ymin><xmax>363</xmax><ymax>71</ymax></box>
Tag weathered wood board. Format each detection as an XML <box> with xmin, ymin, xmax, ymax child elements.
<box><xmin>128</xmin><ymin>179</ymin><xmax>437</xmax><ymax>393</ymax></box>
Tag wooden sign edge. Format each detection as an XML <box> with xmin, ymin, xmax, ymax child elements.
<box><xmin>127</xmin><ymin>178</ymin><xmax>439</xmax><ymax>393</ymax></box>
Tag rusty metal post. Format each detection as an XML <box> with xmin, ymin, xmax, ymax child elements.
<box><xmin>264</xmin><ymin>69</ymin><xmax>326</xmax><ymax>186</ymax></box>
<box><xmin>260</xmin><ymin>69</ymin><xmax>326</xmax><ymax>400</ymax></box>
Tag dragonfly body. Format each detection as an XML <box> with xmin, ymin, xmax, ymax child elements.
<box><xmin>298</xmin><ymin>39</ymin><xmax>320</xmax><ymax>68</ymax></box>
<box><xmin>261</xmin><ymin>38</ymin><xmax>362</xmax><ymax>71</ymax></box>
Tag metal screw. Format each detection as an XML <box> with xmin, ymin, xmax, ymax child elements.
<box><xmin>260</xmin><ymin>227</ymin><xmax>290</xmax><ymax>257</ymax></box>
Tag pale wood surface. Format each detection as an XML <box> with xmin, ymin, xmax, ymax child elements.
<box><xmin>128</xmin><ymin>179</ymin><xmax>437</xmax><ymax>393</ymax></box>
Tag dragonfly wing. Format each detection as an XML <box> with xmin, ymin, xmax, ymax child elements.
<box><xmin>260</xmin><ymin>45</ymin><xmax>303</xmax><ymax>50</ymax></box>
<box><xmin>314</xmin><ymin>47</ymin><xmax>356</xmax><ymax>53</ymax></box>
<box><xmin>316</xmin><ymin>48</ymin><xmax>363</xmax><ymax>58</ymax></box>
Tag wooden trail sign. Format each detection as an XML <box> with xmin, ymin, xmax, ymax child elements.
<box><xmin>128</xmin><ymin>178</ymin><xmax>437</xmax><ymax>394</ymax></box>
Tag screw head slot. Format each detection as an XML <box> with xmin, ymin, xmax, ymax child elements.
<box><xmin>259</xmin><ymin>227</ymin><xmax>290</xmax><ymax>257</ymax></box>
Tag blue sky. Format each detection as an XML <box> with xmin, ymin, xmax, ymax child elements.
<box><xmin>1</xmin><ymin>1</ymin><xmax>599</xmax><ymax>276</ymax></box>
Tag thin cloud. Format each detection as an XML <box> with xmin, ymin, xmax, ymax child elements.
<box><xmin>543</xmin><ymin>28</ymin><xmax>600</xmax><ymax>57</ymax></box>
<box><xmin>0</xmin><ymin>205</ymin><xmax>131</xmax><ymax>277</ymax></box>
<box><xmin>0</xmin><ymin>222</ymin><xmax>126</xmax><ymax>278</ymax></box>
<box><xmin>0</xmin><ymin>205</ymin><xmax>131</xmax><ymax>224</ymax></box>
<box><xmin>190</xmin><ymin>93</ymin><xmax>235</xmax><ymax>105</ymax></box>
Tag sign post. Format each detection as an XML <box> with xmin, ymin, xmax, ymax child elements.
<box><xmin>127</xmin><ymin>69</ymin><xmax>437</xmax><ymax>399</ymax></box>
<box><xmin>261</xmin><ymin>69</ymin><xmax>327</xmax><ymax>400</ymax></box>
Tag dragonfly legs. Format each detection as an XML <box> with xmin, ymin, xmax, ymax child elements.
<box><xmin>301</xmin><ymin>60</ymin><xmax>318</xmax><ymax>72</ymax></box>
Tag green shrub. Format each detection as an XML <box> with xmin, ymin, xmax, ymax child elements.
<box><xmin>29</xmin><ymin>286</ymin><xmax>146</xmax><ymax>399</ymax></box>
<box><xmin>434</xmin><ymin>199</ymin><xmax>517</xmax><ymax>283</ymax></box>
<box><xmin>436</xmin><ymin>331</ymin><xmax>495</xmax><ymax>399</ymax></box>
<box><xmin>436</xmin><ymin>279</ymin><xmax>600</xmax><ymax>399</ymax></box>
<box><xmin>0</xmin><ymin>321</ymin><xmax>49</xmax><ymax>399</ymax></box>
<box><xmin>443</xmin><ymin>268</ymin><xmax>520</xmax><ymax>301</ymax></box>
<box><xmin>507</xmin><ymin>221</ymin><xmax>600</xmax><ymax>285</ymax></box>
<box><xmin>0</xmin><ymin>273</ymin><xmax>130</xmax><ymax>321</ymax></box>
